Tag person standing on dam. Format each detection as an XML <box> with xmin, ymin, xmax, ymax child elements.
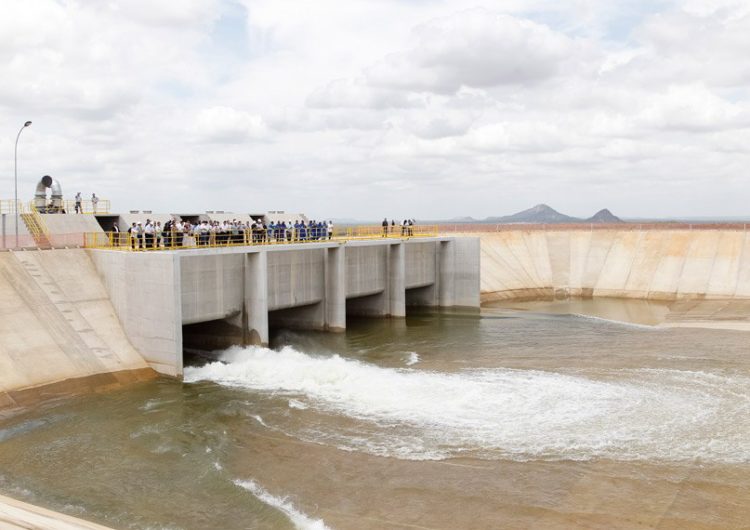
<box><xmin>91</xmin><ymin>193</ymin><xmax>99</xmax><ymax>213</ymax></box>
<box><xmin>155</xmin><ymin>221</ymin><xmax>163</xmax><ymax>248</ymax></box>
<box><xmin>127</xmin><ymin>222</ymin><xmax>139</xmax><ymax>250</ymax></box>
<box><xmin>74</xmin><ymin>192</ymin><xmax>82</xmax><ymax>214</ymax></box>
<box><xmin>382</xmin><ymin>218</ymin><xmax>389</xmax><ymax>237</ymax></box>
<box><xmin>163</xmin><ymin>218</ymin><xmax>173</xmax><ymax>247</ymax></box>
<box><xmin>143</xmin><ymin>220</ymin><xmax>155</xmax><ymax>248</ymax></box>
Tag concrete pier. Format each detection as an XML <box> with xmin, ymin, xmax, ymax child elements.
<box><xmin>89</xmin><ymin>237</ymin><xmax>480</xmax><ymax>377</ymax></box>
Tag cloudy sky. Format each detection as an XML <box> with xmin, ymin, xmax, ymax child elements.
<box><xmin>2</xmin><ymin>0</ymin><xmax>749</xmax><ymax>219</ymax></box>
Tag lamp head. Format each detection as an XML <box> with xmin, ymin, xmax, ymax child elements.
<box><xmin>24</xmin><ymin>121</ymin><xmax>32</xmax><ymax>127</ymax></box>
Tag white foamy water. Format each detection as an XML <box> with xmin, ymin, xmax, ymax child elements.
<box><xmin>234</xmin><ymin>479</ymin><xmax>330</xmax><ymax>530</ymax></box>
<box><xmin>289</xmin><ymin>399</ymin><xmax>309</xmax><ymax>410</ymax></box>
<box><xmin>404</xmin><ymin>352</ymin><xmax>420</xmax><ymax>366</ymax></box>
<box><xmin>570</xmin><ymin>313</ymin><xmax>659</xmax><ymax>329</ymax></box>
<box><xmin>185</xmin><ymin>346</ymin><xmax>750</xmax><ymax>463</ymax></box>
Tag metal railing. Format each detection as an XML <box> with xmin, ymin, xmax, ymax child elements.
<box><xmin>0</xmin><ymin>199</ymin><xmax>110</xmax><ymax>215</ymax></box>
<box><xmin>64</xmin><ymin>199</ymin><xmax>111</xmax><ymax>214</ymax></box>
<box><xmin>437</xmin><ymin>222</ymin><xmax>750</xmax><ymax>233</ymax></box>
<box><xmin>84</xmin><ymin>224</ymin><xmax>439</xmax><ymax>251</ymax></box>
<box><xmin>0</xmin><ymin>200</ymin><xmax>24</xmax><ymax>214</ymax></box>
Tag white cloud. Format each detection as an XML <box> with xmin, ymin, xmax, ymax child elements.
<box><xmin>193</xmin><ymin>106</ymin><xmax>269</xmax><ymax>142</ymax></box>
<box><xmin>365</xmin><ymin>8</ymin><xmax>573</xmax><ymax>94</ymax></box>
<box><xmin>635</xmin><ymin>84</ymin><xmax>746</xmax><ymax>132</ymax></box>
<box><xmin>1</xmin><ymin>0</ymin><xmax>750</xmax><ymax>219</ymax></box>
<box><xmin>306</xmin><ymin>78</ymin><xmax>422</xmax><ymax>109</ymax></box>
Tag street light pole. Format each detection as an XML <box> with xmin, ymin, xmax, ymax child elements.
<box><xmin>14</xmin><ymin>120</ymin><xmax>32</xmax><ymax>248</ymax></box>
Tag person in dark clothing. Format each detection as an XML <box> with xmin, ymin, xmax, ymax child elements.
<box><xmin>163</xmin><ymin>219</ymin><xmax>173</xmax><ymax>248</ymax></box>
<box><xmin>382</xmin><ymin>218</ymin><xmax>388</xmax><ymax>237</ymax></box>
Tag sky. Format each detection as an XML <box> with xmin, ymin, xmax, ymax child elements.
<box><xmin>2</xmin><ymin>0</ymin><xmax>750</xmax><ymax>220</ymax></box>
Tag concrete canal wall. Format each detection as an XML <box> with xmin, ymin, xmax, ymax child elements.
<box><xmin>477</xmin><ymin>229</ymin><xmax>750</xmax><ymax>301</ymax></box>
<box><xmin>0</xmin><ymin>249</ymin><xmax>153</xmax><ymax>408</ymax></box>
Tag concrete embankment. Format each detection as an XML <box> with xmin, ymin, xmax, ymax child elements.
<box><xmin>0</xmin><ymin>248</ymin><xmax>154</xmax><ymax>410</ymax></box>
<box><xmin>475</xmin><ymin>229</ymin><xmax>750</xmax><ymax>301</ymax></box>
<box><xmin>0</xmin><ymin>494</ymin><xmax>114</xmax><ymax>530</ymax></box>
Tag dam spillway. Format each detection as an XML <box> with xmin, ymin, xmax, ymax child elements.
<box><xmin>88</xmin><ymin>237</ymin><xmax>480</xmax><ymax>377</ymax></box>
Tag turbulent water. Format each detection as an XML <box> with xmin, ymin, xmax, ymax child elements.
<box><xmin>1</xmin><ymin>304</ymin><xmax>749</xmax><ymax>529</ymax></box>
<box><xmin>184</xmin><ymin>345</ymin><xmax>750</xmax><ymax>463</ymax></box>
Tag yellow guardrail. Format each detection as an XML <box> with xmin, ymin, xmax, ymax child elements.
<box><xmin>1</xmin><ymin>199</ymin><xmax>110</xmax><ymax>215</ymax></box>
<box><xmin>84</xmin><ymin>224</ymin><xmax>439</xmax><ymax>251</ymax></box>
<box><xmin>0</xmin><ymin>200</ymin><xmax>25</xmax><ymax>214</ymax></box>
<box><xmin>65</xmin><ymin>199</ymin><xmax>111</xmax><ymax>214</ymax></box>
<box><xmin>21</xmin><ymin>203</ymin><xmax>51</xmax><ymax>247</ymax></box>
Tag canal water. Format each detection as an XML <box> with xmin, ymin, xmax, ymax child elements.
<box><xmin>0</xmin><ymin>303</ymin><xmax>749</xmax><ymax>529</ymax></box>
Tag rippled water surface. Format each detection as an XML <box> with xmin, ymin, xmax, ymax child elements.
<box><xmin>1</xmin><ymin>305</ymin><xmax>749</xmax><ymax>529</ymax></box>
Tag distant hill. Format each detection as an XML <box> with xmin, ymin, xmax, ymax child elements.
<box><xmin>585</xmin><ymin>209</ymin><xmax>623</xmax><ymax>223</ymax></box>
<box><xmin>486</xmin><ymin>204</ymin><xmax>623</xmax><ymax>224</ymax></box>
<box><xmin>486</xmin><ymin>204</ymin><xmax>574</xmax><ymax>223</ymax></box>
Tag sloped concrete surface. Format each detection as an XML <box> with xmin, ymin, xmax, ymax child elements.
<box><xmin>0</xmin><ymin>494</ymin><xmax>113</xmax><ymax>530</ymax></box>
<box><xmin>40</xmin><ymin>214</ymin><xmax>104</xmax><ymax>235</ymax></box>
<box><xmin>479</xmin><ymin>229</ymin><xmax>750</xmax><ymax>301</ymax></box>
<box><xmin>0</xmin><ymin>249</ymin><xmax>149</xmax><ymax>399</ymax></box>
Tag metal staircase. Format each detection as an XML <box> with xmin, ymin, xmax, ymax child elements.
<box><xmin>21</xmin><ymin>207</ymin><xmax>51</xmax><ymax>248</ymax></box>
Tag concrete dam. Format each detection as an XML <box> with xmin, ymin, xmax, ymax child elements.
<box><xmin>89</xmin><ymin>237</ymin><xmax>479</xmax><ymax>377</ymax></box>
<box><xmin>3</xmin><ymin>223</ymin><xmax>750</xmax><ymax>404</ymax></box>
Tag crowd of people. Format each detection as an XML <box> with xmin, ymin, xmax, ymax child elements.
<box><xmin>123</xmin><ymin>218</ymin><xmax>334</xmax><ymax>249</ymax></box>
